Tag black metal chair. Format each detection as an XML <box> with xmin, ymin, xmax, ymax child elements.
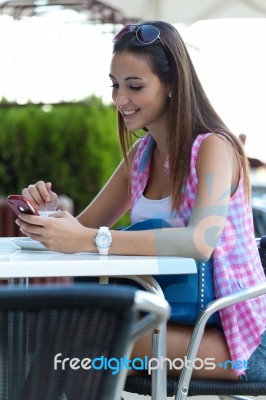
<box><xmin>124</xmin><ymin>236</ymin><xmax>266</xmax><ymax>400</ymax></box>
<box><xmin>0</xmin><ymin>283</ymin><xmax>169</xmax><ymax>400</ymax></box>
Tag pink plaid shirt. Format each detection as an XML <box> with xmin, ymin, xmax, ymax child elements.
<box><xmin>131</xmin><ymin>133</ymin><xmax>266</xmax><ymax>375</ymax></box>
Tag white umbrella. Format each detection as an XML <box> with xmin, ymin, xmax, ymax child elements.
<box><xmin>1</xmin><ymin>0</ymin><xmax>266</xmax><ymax>24</ymax></box>
<box><xmin>103</xmin><ymin>0</ymin><xmax>266</xmax><ymax>24</ymax></box>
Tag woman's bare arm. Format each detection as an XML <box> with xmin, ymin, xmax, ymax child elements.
<box><xmin>77</xmin><ymin>158</ymin><xmax>131</xmax><ymax>228</ymax></box>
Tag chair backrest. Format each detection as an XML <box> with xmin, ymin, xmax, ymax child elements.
<box><xmin>0</xmin><ymin>284</ymin><xmax>169</xmax><ymax>400</ymax></box>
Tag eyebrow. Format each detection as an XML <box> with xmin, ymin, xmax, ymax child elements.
<box><xmin>109</xmin><ymin>74</ymin><xmax>143</xmax><ymax>81</ymax></box>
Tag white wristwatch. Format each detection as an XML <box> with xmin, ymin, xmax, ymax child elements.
<box><xmin>94</xmin><ymin>226</ymin><xmax>112</xmax><ymax>255</ymax></box>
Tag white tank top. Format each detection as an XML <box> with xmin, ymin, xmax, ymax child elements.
<box><xmin>131</xmin><ymin>195</ymin><xmax>185</xmax><ymax>227</ymax></box>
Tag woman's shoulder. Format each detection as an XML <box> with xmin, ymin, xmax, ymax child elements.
<box><xmin>193</xmin><ymin>132</ymin><xmax>237</xmax><ymax>156</ymax></box>
<box><xmin>191</xmin><ymin>133</ymin><xmax>213</xmax><ymax>164</ymax></box>
<box><xmin>197</xmin><ymin>132</ymin><xmax>237</xmax><ymax>159</ymax></box>
<box><xmin>195</xmin><ymin>133</ymin><xmax>240</xmax><ymax>191</ymax></box>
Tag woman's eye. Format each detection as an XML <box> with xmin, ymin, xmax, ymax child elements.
<box><xmin>110</xmin><ymin>84</ymin><xmax>119</xmax><ymax>90</ymax></box>
<box><xmin>130</xmin><ymin>86</ymin><xmax>142</xmax><ymax>91</ymax></box>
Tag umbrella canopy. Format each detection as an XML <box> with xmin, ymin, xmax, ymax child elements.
<box><xmin>1</xmin><ymin>0</ymin><xmax>266</xmax><ymax>24</ymax></box>
<box><xmin>104</xmin><ymin>0</ymin><xmax>266</xmax><ymax>24</ymax></box>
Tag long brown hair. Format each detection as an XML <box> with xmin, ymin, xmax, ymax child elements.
<box><xmin>113</xmin><ymin>21</ymin><xmax>250</xmax><ymax>207</ymax></box>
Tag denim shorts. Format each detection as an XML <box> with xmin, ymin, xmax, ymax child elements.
<box><xmin>239</xmin><ymin>330</ymin><xmax>266</xmax><ymax>381</ymax></box>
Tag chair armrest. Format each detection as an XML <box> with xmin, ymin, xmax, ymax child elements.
<box><xmin>194</xmin><ymin>281</ymin><xmax>266</xmax><ymax>343</ymax></box>
<box><xmin>176</xmin><ymin>281</ymin><xmax>266</xmax><ymax>400</ymax></box>
<box><xmin>131</xmin><ymin>290</ymin><xmax>170</xmax><ymax>342</ymax></box>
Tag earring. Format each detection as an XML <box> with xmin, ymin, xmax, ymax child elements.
<box><xmin>168</xmin><ymin>92</ymin><xmax>172</xmax><ymax>98</ymax></box>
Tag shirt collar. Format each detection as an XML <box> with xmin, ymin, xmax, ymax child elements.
<box><xmin>138</xmin><ymin>135</ymin><xmax>155</xmax><ymax>172</ymax></box>
<box><xmin>137</xmin><ymin>135</ymin><xmax>169</xmax><ymax>174</ymax></box>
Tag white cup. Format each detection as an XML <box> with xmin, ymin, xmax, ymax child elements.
<box><xmin>38</xmin><ymin>211</ymin><xmax>53</xmax><ymax>217</ymax></box>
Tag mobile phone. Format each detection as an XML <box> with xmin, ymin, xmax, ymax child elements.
<box><xmin>6</xmin><ymin>195</ymin><xmax>39</xmax><ymax>217</ymax></box>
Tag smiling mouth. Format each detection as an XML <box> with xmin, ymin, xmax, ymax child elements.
<box><xmin>122</xmin><ymin>109</ymin><xmax>139</xmax><ymax>116</ymax></box>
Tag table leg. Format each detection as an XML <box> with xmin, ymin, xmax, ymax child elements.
<box><xmin>99</xmin><ymin>276</ymin><xmax>109</xmax><ymax>284</ymax></box>
<box><xmin>117</xmin><ymin>275</ymin><xmax>167</xmax><ymax>400</ymax></box>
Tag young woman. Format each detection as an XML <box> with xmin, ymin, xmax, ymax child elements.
<box><xmin>18</xmin><ymin>21</ymin><xmax>266</xmax><ymax>381</ymax></box>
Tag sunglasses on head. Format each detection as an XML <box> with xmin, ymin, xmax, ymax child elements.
<box><xmin>112</xmin><ymin>24</ymin><xmax>166</xmax><ymax>49</ymax></box>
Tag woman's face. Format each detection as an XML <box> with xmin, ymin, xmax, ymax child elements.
<box><xmin>109</xmin><ymin>51</ymin><xmax>170</xmax><ymax>133</ymax></box>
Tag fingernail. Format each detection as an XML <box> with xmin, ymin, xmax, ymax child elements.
<box><xmin>15</xmin><ymin>219</ymin><xmax>21</xmax><ymax>226</ymax></box>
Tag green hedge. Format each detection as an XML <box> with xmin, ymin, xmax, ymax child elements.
<box><xmin>0</xmin><ymin>97</ymin><xmax>123</xmax><ymax>216</ymax></box>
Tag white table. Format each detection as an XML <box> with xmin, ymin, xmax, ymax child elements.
<box><xmin>0</xmin><ymin>237</ymin><xmax>196</xmax><ymax>279</ymax></box>
<box><xmin>0</xmin><ymin>237</ymin><xmax>197</xmax><ymax>400</ymax></box>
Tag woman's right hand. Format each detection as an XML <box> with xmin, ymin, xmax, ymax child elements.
<box><xmin>22</xmin><ymin>181</ymin><xmax>58</xmax><ymax>211</ymax></box>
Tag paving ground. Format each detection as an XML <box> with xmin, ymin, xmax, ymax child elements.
<box><xmin>122</xmin><ymin>392</ymin><xmax>266</xmax><ymax>399</ymax></box>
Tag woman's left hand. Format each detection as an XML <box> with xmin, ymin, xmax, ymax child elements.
<box><xmin>16</xmin><ymin>211</ymin><xmax>94</xmax><ymax>253</ymax></box>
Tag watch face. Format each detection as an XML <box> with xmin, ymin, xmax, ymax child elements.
<box><xmin>95</xmin><ymin>232</ymin><xmax>112</xmax><ymax>248</ymax></box>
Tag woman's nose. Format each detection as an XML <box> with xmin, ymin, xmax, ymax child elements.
<box><xmin>113</xmin><ymin>89</ymin><xmax>129</xmax><ymax>108</ymax></box>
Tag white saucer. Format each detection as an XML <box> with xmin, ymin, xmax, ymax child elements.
<box><xmin>11</xmin><ymin>237</ymin><xmax>48</xmax><ymax>251</ymax></box>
